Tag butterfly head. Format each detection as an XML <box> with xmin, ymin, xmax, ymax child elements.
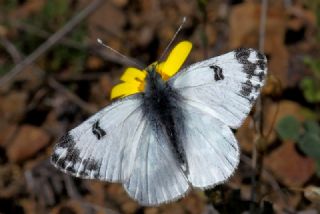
<box><xmin>110</xmin><ymin>41</ymin><xmax>192</xmax><ymax>100</ymax></box>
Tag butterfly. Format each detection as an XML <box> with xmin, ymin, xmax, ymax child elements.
<box><xmin>51</xmin><ymin>41</ymin><xmax>267</xmax><ymax>206</ymax></box>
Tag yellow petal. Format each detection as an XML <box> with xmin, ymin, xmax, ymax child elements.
<box><xmin>160</xmin><ymin>41</ymin><xmax>192</xmax><ymax>80</ymax></box>
<box><xmin>120</xmin><ymin>67</ymin><xmax>147</xmax><ymax>83</ymax></box>
<box><xmin>110</xmin><ymin>82</ymin><xmax>141</xmax><ymax>99</ymax></box>
<box><xmin>110</xmin><ymin>40</ymin><xmax>193</xmax><ymax>100</ymax></box>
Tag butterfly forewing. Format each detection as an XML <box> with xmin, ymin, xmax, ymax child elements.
<box><xmin>169</xmin><ymin>48</ymin><xmax>267</xmax><ymax>129</ymax></box>
<box><xmin>51</xmin><ymin>95</ymin><xmax>145</xmax><ymax>182</ymax></box>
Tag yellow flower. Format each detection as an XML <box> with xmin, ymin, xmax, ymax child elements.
<box><xmin>110</xmin><ymin>41</ymin><xmax>192</xmax><ymax>100</ymax></box>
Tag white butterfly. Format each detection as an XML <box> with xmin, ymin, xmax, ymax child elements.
<box><xmin>51</xmin><ymin>47</ymin><xmax>267</xmax><ymax>205</ymax></box>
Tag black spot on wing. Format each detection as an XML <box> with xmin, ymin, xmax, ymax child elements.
<box><xmin>78</xmin><ymin>158</ymin><xmax>100</xmax><ymax>177</ymax></box>
<box><xmin>254</xmin><ymin>84</ymin><xmax>261</xmax><ymax>92</ymax></box>
<box><xmin>234</xmin><ymin>48</ymin><xmax>267</xmax><ymax>80</ymax></box>
<box><xmin>240</xmin><ymin>80</ymin><xmax>253</xmax><ymax>96</ymax></box>
<box><xmin>257</xmin><ymin>59</ymin><xmax>266</xmax><ymax>70</ymax></box>
<box><xmin>92</xmin><ymin>120</ymin><xmax>106</xmax><ymax>140</ymax></box>
<box><xmin>257</xmin><ymin>72</ymin><xmax>265</xmax><ymax>81</ymax></box>
<box><xmin>65</xmin><ymin>148</ymin><xmax>81</xmax><ymax>163</ymax></box>
<box><xmin>257</xmin><ymin>52</ymin><xmax>267</xmax><ymax>71</ymax></box>
<box><xmin>257</xmin><ymin>51</ymin><xmax>265</xmax><ymax>60</ymax></box>
<box><xmin>234</xmin><ymin>48</ymin><xmax>267</xmax><ymax>103</ymax></box>
<box><xmin>58</xmin><ymin>133</ymin><xmax>75</xmax><ymax>148</ymax></box>
<box><xmin>54</xmin><ymin>147</ymin><xmax>81</xmax><ymax>170</ymax></box>
<box><xmin>243</xmin><ymin>63</ymin><xmax>257</xmax><ymax>78</ymax></box>
<box><xmin>52</xmin><ymin>133</ymin><xmax>100</xmax><ymax>178</ymax></box>
<box><xmin>51</xmin><ymin>153</ymin><xmax>59</xmax><ymax>163</ymax></box>
<box><xmin>52</xmin><ymin>133</ymin><xmax>78</xmax><ymax>169</ymax></box>
<box><xmin>209</xmin><ymin>65</ymin><xmax>224</xmax><ymax>81</ymax></box>
<box><xmin>235</xmin><ymin>48</ymin><xmax>251</xmax><ymax>64</ymax></box>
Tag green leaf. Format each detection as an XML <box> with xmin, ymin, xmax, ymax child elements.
<box><xmin>304</xmin><ymin>57</ymin><xmax>320</xmax><ymax>76</ymax></box>
<box><xmin>301</xmin><ymin>107</ymin><xmax>319</xmax><ymax>120</ymax></box>
<box><xmin>316</xmin><ymin>160</ymin><xmax>320</xmax><ymax>177</ymax></box>
<box><xmin>298</xmin><ymin>133</ymin><xmax>320</xmax><ymax>159</ymax></box>
<box><xmin>300</xmin><ymin>77</ymin><xmax>320</xmax><ymax>103</ymax></box>
<box><xmin>304</xmin><ymin>120</ymin><xmax>320</xmax><ymax>135</ymax></box>
<box><xmin>276</xmin><ymin>116</ymin><xmax>301</xmax><ymax>141</ymax></box>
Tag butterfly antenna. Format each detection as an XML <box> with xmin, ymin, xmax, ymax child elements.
<box><xmin>97</xmin><ymin>38</ymin><xmax>144</xmax><ymax>69</ymax></box>
<box><xmin>158</xmin><ymin>17</ymin><xmax>187</xmax><ymax>62</ymax></box>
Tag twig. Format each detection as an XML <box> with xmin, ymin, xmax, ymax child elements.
<box><xmin>9</xmin><ymin>20</ymin><xmax>86</xmax><ymax>50</ymax></box>
<box><xmin>48</xmin><ymin>78</ymin><xmax>97</xmax><ymax>114</ymax></box>
<box><xmin>0</xmin><ymin>0</ymin><xmax>105</xmax><ymax>86</ymax></box>
<box><xmin>0</xmin><ymin>36</ymin><xmax>22</xmax><ymax>63</ymax></box>
<box><xmin>81</xmin><ymin>201</ymin><xmax>120</xmax><ymax>214</ymax></box>
<box><xmin>241</xmin><ymin>155</ymin><xmax>288</xmax><ymax>205</ymax></box>
<box><xmin>1</xmin><ymin>35</ymin><xmax>97</xmax><ymax>114</ymax></box>
<box><xmin>250</xmin><ymin>0</ymin><xmax>268</xmax><ymax>210</ymax></box>
<box><xmin>63</xmin><ymin>174</ymin><xmax>82</xmax><ymax>199</ymax></box>
<box><xmin>259</xmin><ymin>0</ymin><xmax>268</xmax><ymax>53</ymax></box>
<box><xmin>9</xmin><ymin>19</ymin><xmax>144</xmax><ymax>68</ymax></box>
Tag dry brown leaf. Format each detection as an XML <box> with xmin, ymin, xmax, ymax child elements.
<box><xmin>0</xmin><ymin>25</ymin><xmax>7</xmax><ymax>37</ymax></box>
<box><xmin>50</xmin><ymin>200</ymin><xmax>86</xmax><ymax>214</ymax></box>
<box><xmin>180</xmin><ymin>191</ymin><xmax>206</xmax><ymax>214</ymax></box>
<box><xmin>144</xmin><ymin>207</ymin><xmax>159</xmax><ymax>214</ymax></box>
<box><xmin>10</xmin><ymin>0</ymin><xmax>45</xmax><ymax>19</ymax></box>
<box><xmin>0</xmin><ymin>123</ymin><xmax>18</xmax><ymax>147</ymax></box>
<box><xmin>111</xmin><ymin>0</ymin><xmax>129</xmax><ymax>8</ymax></box>
<box><xmin>0</xmin><ymin>164</ymin><xmax>24</xmax><ymax>198</ymax></box>
<box><xmin>121</xmin><ymin>200</ymin><xmax>139</xmax><ymax>214</ymax></box>
<box><xmin>88</xmin><ymin>2</ymin><xmax>126</xmax><ymax>40</ymax></box>
<box><xmin>160</xmin><ymin>202</ymin><xmax>185</xmax><ymax>214</ymax></box>
<box><xmin>265</xmin><ymin>142</ymin><xmax>315</xmax><ymax>187</ymax></box>
<box><xmin>87</xmin><ymin>56</ymin><xmax>104</xmax><ymax>70</ymax></box>
<box><xmin>229</xmin><ymin>1</ymin><xmax>290</xmax><ymax>88</ymax></box>
<box><xmin>7</xmin><ymin>125</ymin><xmax>51</xmax><ymax>162</ymax></box>
<box><xmin>0</xmin><ymin>92</ymin><xmax>27</xmax><ymax>122</ymax></box>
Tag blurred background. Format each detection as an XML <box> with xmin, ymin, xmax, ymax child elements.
<box><xmin>0</xmin><ymin>0</ymin><xmax>320</xmax><ymax>213</ymax></box>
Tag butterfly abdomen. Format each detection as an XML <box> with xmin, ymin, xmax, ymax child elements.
<box><xmin>142</xmin><ymin>68</ymin><xmax>187</xmax><ymax>170</ymax></box>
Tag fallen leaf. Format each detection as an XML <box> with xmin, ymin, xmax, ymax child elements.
<box><xmin>265</xmin><ymin>142</ymin><xmax>315</xmax><ymax>187</ymax></box>
<box><xmin>0</xmin><ymin>92</ymin><xmax>27</xmax><ymax>122</ymax></box>
<box><xmin>7</xmin><ymin>125</ymin><xmax>50</xmax><ymax>162</ymax></box>
<box><xmin>0</xmin><ymin>123</ymin><xmax>18</xmax><ymax>147</ymax></box>
<box><xmin>229</xmin><ymin>1</ymin><xmax>290</xmax><ymax>88</ymax></box>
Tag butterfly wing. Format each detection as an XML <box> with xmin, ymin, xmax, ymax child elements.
<box><xmin>51</xmin><ymin>95</ymin><xmax>146</xmax><ymax>182</ymax></box>
<box><xmin>123</xmin><ymin>121</ymin><xmax>190</xmax><ymax>205</ymax></box>
<box><xmin>179</xmin><ymin>101</ymin><xmax>239</xmax><ymax>188</ymax></box>
<box><xmin>169</xmin><ymin>48</ymin><xmax>267</xmax><ymax>129</ymax></box>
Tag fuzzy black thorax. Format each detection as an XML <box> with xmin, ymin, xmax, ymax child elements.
<box><xmin>142</xmin><ymin>66</ymin><xmax>187</xmax><ymax>170</ymax></box>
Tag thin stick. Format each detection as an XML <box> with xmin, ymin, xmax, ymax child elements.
<box><xmin>48</xmin><ymin>78</ymin><xmax>97</xmax><ymax>114</ymax></box>
<box><xmin>250</xmin><ymin>0</ymin><xmax>268</xmax><ymax>209</ymax></box>
<box><xmin>158</xmin><ymin>17</ymin><xmax>187</xmax><ymax>62</ymax></box>
<box><xmin>0</xmin><ymin>37</ymin><xmax>22</xmax><ymax>63</ymax></box>
<box><xmin>1</xmin><ymin>35</ymin><xmax>97</xmax><ymax>114</ymax></box>
<box><xmin>10</xmin><ymin>20</ymin><xmax>144</xmax><ymax>67</ymax></box>
<box><xmin>0</xmin><ymin>0</ymin><xmax>105</xmax><ymax>86</ymax></box>
<box><xmin>97</xmin><ymin>38</ymin><xmax>144</xmax><ymax>69</ymax></box>
<box><xmin>259</xmin><ymin>0</ymin><xmax>268</xmax><ymax>52</ymax></box>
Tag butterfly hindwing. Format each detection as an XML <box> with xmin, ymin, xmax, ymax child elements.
<box><xmin>180</xmin><ymin>101</ymin><xmax>239</xmax><ymax>188</ymax></box>
<box><xmin>123</xmin><ymin>121</ymin><xmax>190</xmax><ymax>205</ymax></box>
<box><xmin>51</xmin><ymin>95</ymin><xmax>145</xmax><ymax>182</ymax></box>
<box><xmin>169</xmin><ymin>48</ymin><xmax>267</xmax><ymax>129</ymax></box>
